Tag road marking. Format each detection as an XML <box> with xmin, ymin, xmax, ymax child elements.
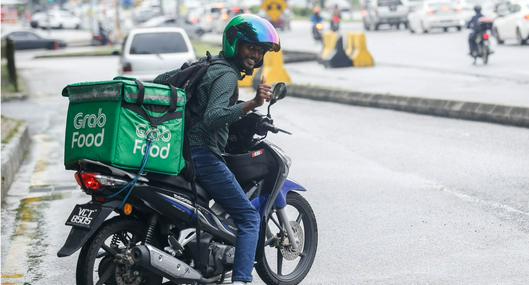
<box><xmin>427</xmin><ymin>181</ymin><xmax>529</xmax><ymax>218</ymax></box>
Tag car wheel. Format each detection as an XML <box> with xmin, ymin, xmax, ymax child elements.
<box><xmin>75</xmin><ymin>24</ymin><xmax>81</xmax><ymax>30</ymax></box>
<box><xmin>517</xmin><ymin>28</ymin><xmax>527</xmax><ymax>45</ymax></box>
<box><xmin>421</xmin><ymin>22</ymin><xmax>429</xmax><ymax>34</ymax></box>
<box><xmin>456</xmin><ymin>26</ymin><xmax>462</xmax><ymax>31</ymax></box>
<box><xmin>494</xmin><ymin>27</ymin><xmax>505</xmax><ymax>45</ymax></box>
<box><xmin>363</xmin><ymin>20</ymin><xmax>370</xmax><ymax>31</ymax></box>
<box><xmin>443</xmin><ymin>27</ymin><xmax>448</xmax><ymax>32</ymax></box>
<box><xmin>58</xmin><ymin>24</ymin><xmax>64</xmax><ymax>29</ymax></box>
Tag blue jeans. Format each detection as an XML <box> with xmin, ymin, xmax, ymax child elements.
<box><xmin>190</xmin><ymin>146</ymin><xmax>260</xmax><ymax>282</ymax></box>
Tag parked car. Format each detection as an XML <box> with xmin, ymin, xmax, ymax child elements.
<box><xmin>362</xmin><ymin>0</ymin><xmax>410</xmax><ymax>30</ymax></box>
<box><xmin>30</xmin><ymin>10</ymin><xmax>82</xmax><ymax>29</ymax></box>
<box><xmin>118</xmin><ymin>27</ymin><xmax>196</xmax><ymax>82</ymax></box>
<box><xmin>2</xmin><ymin>30</ymin><xmax>67</xmax><ymax>50</ymax></box>
<box><xmin>408</xmin><ymin>0</ymin><xmax>466</xmax><ymax>33</ymax></box>
<box><xmin>139</xmin><ymin>16</ymin><xmax>206</xmax><ymax>39</ymax></box>
<box><xmin>493</xmin><ymin>0</ymin><xmax>529</xmax><ymax>44</ymax></box>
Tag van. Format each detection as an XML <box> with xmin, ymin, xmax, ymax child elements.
<box><xmin>118</xmin><ymin>27</ymin><xmax>196</xmax><ymax>82</ymax></box>
<box><xmin>361</xmin><ymin>0</ymin><xmax>410</xmax><ymax>30</ymax></box>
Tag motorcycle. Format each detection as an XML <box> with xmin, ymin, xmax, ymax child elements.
<box><xmin>470</xmin><ymin>18</ymin><xmax>494</xmax><ymax>65</ymax></box>
<box><xmin>312</xmin><ymin>22</ymin><xmax>324</xmax><ymax>42</ymax></box>
<box><xmin>57</xmin><ymin>83</ymin><xmax>318</xmax><ymax>285</ymax></box>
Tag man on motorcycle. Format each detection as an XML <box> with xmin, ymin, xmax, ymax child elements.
<box><xmin>188</xmin><ymin>14</ymin><xmax>280</xmax><ymax>284</ymax></box>
<box><xmin>310</xmin><ymin>6</ymin><xmax>323</xmax><ymax>25</ymax></box>
<box><xmin>467</xmin><ymin>5</ymin><xmax>484</xmax><ymax>56</ymax></box>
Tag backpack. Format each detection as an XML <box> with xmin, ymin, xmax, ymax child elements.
<box><xmin>153</xmin><ymin>52</ymin><xmax>235</xmax><ymax>125</ymax></box>
<box><xmin>152</xmin><ymin>52</ymin><xmax>233</xmax><ymax>179</ymax></box>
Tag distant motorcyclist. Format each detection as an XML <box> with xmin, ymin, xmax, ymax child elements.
<box><xmin>310</xmin><ymin>6</ymin><xmax>323</xmax><ymax>25</ymax></box>
<box><xmin>330</xmin><ymin>4</ymin><xmax>342</xmax><ymax>32</ymax></box>
<box><xmin>467</xmin><ymin>5</ymin><xmax>483</xmax><ymax>56</ymax></box>
<box><xmin>310</xmin><ymin>7</ymin><xmax>324</xmax><ymax>41</ymax></box>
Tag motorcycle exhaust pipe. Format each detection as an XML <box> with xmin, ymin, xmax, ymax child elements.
<box><xmin>133</xmin><ymin>244</ymin><xmax>204</xmax><ymax>282</ymax></box>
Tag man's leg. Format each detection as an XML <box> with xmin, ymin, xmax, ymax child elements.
<box><xmin>191</xmin><ymin>147</ymin><xmax>260</xmax><ymax>283</ymax></box>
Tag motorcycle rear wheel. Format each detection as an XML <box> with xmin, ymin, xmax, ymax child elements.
<box><xmin>483</xmin><ymin>47</ymin><xmax>489</xmax><ymax>65</ymax></box>
<box><xmin>76</xmin><ymin>217</ymin><xmax>163</xmax><ymax>285</ymax></box>
<box><xmin>255</xmin><ymin>192</ymin><xmax>318</xmax><ymax>285</ymax></box>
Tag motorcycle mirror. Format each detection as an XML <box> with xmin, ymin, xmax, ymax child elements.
<box><xmin>270</xmin><ymin>83</ymin><xmax>287</xmax><ymax>106</ymax></box>
<box><xmin>267</xmin><ymin>83</ymin><xmax>287</xmax><ymax>117</ymax></box>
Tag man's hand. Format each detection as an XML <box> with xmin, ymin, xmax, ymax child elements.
<box><xmin>244</xmin><ymin>77</ymin><xmax>272</xmax><ymax>113</ymax></box>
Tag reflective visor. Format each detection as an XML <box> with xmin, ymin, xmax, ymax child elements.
<box><xmin>235</xmin><ymin>14</ymin><xmax>281</xmax><ymax>52</ymax></box>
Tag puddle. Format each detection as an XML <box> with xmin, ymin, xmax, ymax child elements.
<box><xmin>2</xmin><ymin>193</ymin><xmax>64</xmax><ymax>284</ymax></box>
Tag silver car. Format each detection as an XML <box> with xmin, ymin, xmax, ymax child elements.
<box><xmin>118</xmin><ymin>27</ymin><xmax>196</xmax><ymax>82</ymax></box>
<box><xmin>362</xmin><ymin>0</ymin><xmax>410</xmax><ymax>30</ymax></box>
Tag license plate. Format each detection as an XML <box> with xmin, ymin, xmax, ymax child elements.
<box><xmin>65</xmin><ymin>203</ymin><xmax>101</xmax><ymax>229</ymax></box>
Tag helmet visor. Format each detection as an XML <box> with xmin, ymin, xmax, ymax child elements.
<box><xmin>237</xmin><ymin>14</ymin><xmax>280</xmax><ymax>52</ymax></box>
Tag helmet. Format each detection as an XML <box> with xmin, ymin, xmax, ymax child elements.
<box><xmin>474</xmin><ymin>5</ymin><xmax>482</xmax><ymax>13</ymax></box>
<box><xmin>222</xmin><ymin>14</ymin><xmax>281</xmax><ymax>59</ymax></box>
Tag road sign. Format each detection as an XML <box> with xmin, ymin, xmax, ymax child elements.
<box><xmin>261</xmin><ymin>0</ymin><xmax>287</xmax><ymax>23</ymax></box>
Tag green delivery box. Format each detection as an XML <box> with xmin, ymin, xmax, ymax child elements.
<box><xmin>62</xmin><ymin>76</ymin><xmax>186</xmax><ymax>175</ymax></box>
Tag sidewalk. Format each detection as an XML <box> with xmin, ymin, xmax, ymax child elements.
<box><xmin>284</xmin><ymin>61</ymin><xmax>529</xmax><ymax>127</ymax></box>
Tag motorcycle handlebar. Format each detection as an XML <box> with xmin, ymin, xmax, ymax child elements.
<box><xmin>261</xmin><ymin>121</ymin><xmax>292</xmax><ymax>135</ymax></box>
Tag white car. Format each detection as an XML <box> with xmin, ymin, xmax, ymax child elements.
<box><xmin>118</xmin><ymin>27</ymin><xmax>196</xmax><ymax>82</ymax></box>
<box><xmin>408</xmin><ymin>0</ymin><xmax>466</xmax><ymax>33</ymax></box>
<box><xmin>493</xmin><ymin>0</ymin><xmax>529</xmax><ymax>44</ymax></box>
<box><xmin>30</xmin><ymin>10</ymin><xmax>82</xmax><ymax>29</ymax></box>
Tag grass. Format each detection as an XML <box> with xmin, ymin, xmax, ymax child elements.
<box><xmin>1</xmin><ymin>62</ymin><xmax>18</xmax><ymax>93</ymax></box>
<box><xmin>1</xmin><ymin>115</ymin><xmax>22</xmax><ymax>144</ymax></box>
<box><xmin>192</xmin><ymin>40</ymin><xmax>222</xmax><ymax>57</ymax></box>
<box><xmin>1</xmin><ymin>62</ymin><xmax>26</xmax><ymax>101</ymax></box>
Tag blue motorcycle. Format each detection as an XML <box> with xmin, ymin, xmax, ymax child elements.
<box><xmin>57</xmin><ymin>83</ymin><xmax>318</xmax><ymax>285</ymax></box>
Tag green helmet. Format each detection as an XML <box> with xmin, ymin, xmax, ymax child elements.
<box><xmin>222</xmin><ymin>14</ymin><xmax>281</xmax><ymax>59</ymax></box>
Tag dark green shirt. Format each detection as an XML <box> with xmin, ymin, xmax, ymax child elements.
<box><xmin>188</xmin><ymin>57</ymin><xmax>245</xmax><ymax>158</ymax></box>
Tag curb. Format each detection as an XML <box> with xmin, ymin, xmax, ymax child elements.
<box><xmin>288</xmin><ymin>84</ymin><xmax>529</xmax><ymax>128</ymax></box>
<box><xmin>1</xmin><ymin>123</ymin><xmax>30</xmax><ymax>200</ymax></box>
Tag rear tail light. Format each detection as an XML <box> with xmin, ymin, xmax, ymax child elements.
<box><xmin>427</xmin><ymin>9</ymin><xmax>435</xmax><ymax>15</ymax></box>
<box><xmin>524</xmin><ymin>15</ymin><xmax>529</xmax><ymax>20</ymax></box>
<box><xmin>75</xmin><ymin>172</ymin><xmax>127</xmax><ymax>193</ymax></box>
<box><xmin>122</xmin><ymin>62</ymin><xmax>132</xmax><ymax>72</ymax></box>
<box><xmin>483</xmin><ymin>33</ymin><xmax>490</xmax><ymax>40</ymax></box>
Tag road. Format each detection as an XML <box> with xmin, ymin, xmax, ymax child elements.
<box><xmin>1</xmin><ymin>49</ymin><xmax>529</xmax><ymax>284</ymax></box>
<box><xmin>203</xmin><ymin>20</ymin><xmax>529</xmax><ymax>107</ymax></box>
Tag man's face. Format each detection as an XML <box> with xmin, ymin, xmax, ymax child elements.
<box><xmin>237</xmin><ymin>42</ymin><xmax>266</xmax><ymax>71</ymax></box>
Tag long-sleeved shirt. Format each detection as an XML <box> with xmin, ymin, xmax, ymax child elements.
<box><xmin>188</xmin><ymin>56</ymin><xmax>245</xmax><ymax>158</ymax></box>
<box><xmin>467</xmin><ymin>12</ymin><xmax>483</xmax><ymax>31</ymax></box>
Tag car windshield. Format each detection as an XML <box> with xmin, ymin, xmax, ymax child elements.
<box><xmin>378</xmin><ymin>0</ymin><xmax>402</xmax><ymax>6</ymax></box>
<box><xmin>9</xmin><ymin>32</ymin><xmax>41</xmax><ymax>40</ymax></box>
<box><xmin>427</xmin><ymin>1</ymin><xmax>455</xmax><ymax>9</ymax></box>
<box><xmin>130</xmin><ymin>32</ymin><xmax>188</xmax><ymax>54</ymax></box>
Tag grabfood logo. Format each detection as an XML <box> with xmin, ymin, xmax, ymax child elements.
<box><xmin>71</xmin><ymin>108</ymin><xmax>106</xmax><ymax>149</ymax></box>
<box><xmin>133</xmin><ymin>124</ymin><xmax>171</xmax><ymax>159</ymax></box>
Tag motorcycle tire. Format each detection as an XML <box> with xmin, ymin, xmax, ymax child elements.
<box><xmin>76</xmin><ymin>217</ymin><xmax>163</xmax><ymax>285</ymax></box>
<box><xmin>483</xmin><ymin>47</ymin><xmax>489</xmax><ymax>65</ymax></box>
<box><xmin>255</xmin><ymin>192</ymin><xmax>318</xmax><ymax>285</ymax></box>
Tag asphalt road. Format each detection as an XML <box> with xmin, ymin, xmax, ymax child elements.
<box><xmin>1</xmin><ymin>51</ymin><xmax>529</xmax><ymax>284</ymax></box>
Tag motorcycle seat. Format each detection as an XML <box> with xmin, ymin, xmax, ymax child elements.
<box><xmin>75</xmin><ymin>159</ymin><xmax>211</xmax><ymax>202</ymax></box>
<box><xmin>146</xmin><ymin>173</ymin><xmax>211</xmax><ymax>202</ymax></box>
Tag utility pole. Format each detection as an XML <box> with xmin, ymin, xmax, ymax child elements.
<box><xmin>115</xmin><ymin>0</ymin><xmax>121</xmax><ymax>44</ymax></box>
<box><xmin>176</xmin><ymin>0</ymin><xmax>182</xmax><ymax>25</ymax></box>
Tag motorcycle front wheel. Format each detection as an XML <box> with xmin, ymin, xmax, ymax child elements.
<box><xmin>256</xmin><ymin>192</ymin><xmax>318</xmax><ymax>285</ymax></box>
<box><xmin>76</xmin><ymin>217</ymin><xmax>163</xmax><ymax>285</ymax></box>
